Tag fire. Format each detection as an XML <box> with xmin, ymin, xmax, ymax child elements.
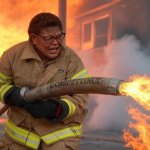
<box><xmin>0</xmin><ymin>0</ymin><xmax>58</xmax><ymax>55</ymax></box>
<box><xmin>0</xmin><ymin>0</ymin><xmax>84</xmax><ymax>55</ymax></box>
<box><xmin>66</xmin><ymin>1</ymin><xmax>84</xmax><ymax>50</ymax></box>
<box><xmin>119</xmin><ymin>75</ymin><xmax>150</xmax><ymax>150</ymax></box>
<box><xmin>0</xmin><ymin>25</ymin><xmax>27</xmax><ymax>56</ymax></box>
<box><xmin>120</xmin><ymin>75</ymin><xmax>150</xmax><ymax>110</ymax></box>
<box><xmin>0</xmin><ymin>118</ymin><xmax>7</xmax><ymax>124</ymax></box>
<box><xmin>123</xmin><ymin>108</ymin><xmax>150</xmax><ymax>150</ymax></box>
<box><xmin>0</xmin><ymin>0</ymin><xmax>85</xmax><ymax>56</ymax></box>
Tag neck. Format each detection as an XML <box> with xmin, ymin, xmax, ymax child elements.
<box><xmin>33</xmin><ymin>45</ymin><xmax>50</xmax><ymax>65</ymax></box>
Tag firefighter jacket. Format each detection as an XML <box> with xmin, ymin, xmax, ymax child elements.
<box><xmin>0</xmin><ymin>41</ymin><xmax>89</xmax><ymax>149</ymax></box>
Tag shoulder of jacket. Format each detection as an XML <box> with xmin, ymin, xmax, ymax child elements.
<box><xmin>63</xmin><ymin>45</ymin><xmax>80</xmax><ymax>59</ymax></box>
<box><xmin>62</xmin><ymin>46</ymin><xmax>84</xmax><ymax>69</ymax></box>
<box><xmin>3</xmin><ymin>41</ymin><xmax>28</xmax><ymax>55</ymax></box>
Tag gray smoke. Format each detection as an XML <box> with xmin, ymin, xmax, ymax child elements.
<box><xmin>79</xmin><ymin>35</ymin><xmax>150</xmax><ymax>132</ymax></box>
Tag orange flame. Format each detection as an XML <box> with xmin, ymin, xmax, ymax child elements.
<box><xmin>120</xmin><ymin>75</ymin><xmax>150</xmax><ymax>110</ymax></box>
<box><xmin>0</xmin><ymin>118</ymin><xmax>7</xmax><ymax>124</ymax></box>
<box><xmin>0</xmin><ymin>0</ymin><xmax>83</xmax><ymax>55</ymax></box>
<box><xmin>119</xmin><ymin>75</ymin><xmax>150</xmax><ymax>150</ymax></box>
<box><xmin>123</xmin><ymin>108</ymin><xmax>150</xmax><ymax>150</ymax></box>
<box><xmin>66</xmin><ymin>1</ymin><xmax>84</xmax><ymax>50</ymax></box>
<box><xmin>0</xmin><ymin>0</ymin><xmax>58</xmax><ymax>55</ymax></box>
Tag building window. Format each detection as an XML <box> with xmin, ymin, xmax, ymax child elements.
<box><xmin>94</xmin><ymin>17</ymin><xmax>109</xmax><ymax>48</ymax></box>
<box><xmin>83</xmin><ymin>23</ymin><xmax>91</xmax><ymax>42</ymax></box>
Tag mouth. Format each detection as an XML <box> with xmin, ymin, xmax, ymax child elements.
<box><xmin>48</xmin><ymin>47</ymin><xmax>59</xmax><ymax>53</ymax></box>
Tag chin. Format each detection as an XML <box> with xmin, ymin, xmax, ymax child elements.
<box><xmin>48</xmin><ymin>53</ymin><xmax>60</xmax><ymax>60</ymax></box>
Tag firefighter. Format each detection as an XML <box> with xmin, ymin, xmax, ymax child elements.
<box><xmin>0</xmin><ymin>12</ymin><xmax>89</xmax><ymax>150</ymax></box>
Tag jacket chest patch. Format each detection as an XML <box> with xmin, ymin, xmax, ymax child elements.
<box><xmin>36</xmin><ymin>65</ymin><xmax>66</xmax><ymax>86</ymax></box>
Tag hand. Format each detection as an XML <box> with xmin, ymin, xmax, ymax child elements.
<box><xmin>4</xmin><ymin>87</ymin><xmax>27</xmax><ymax>107</ymax></box>
<box><xmin>24</xmin><ymin>100</ymin><xmax>58</xmax><ymax>118</ymax></box>
<box><xmin>25</xmin><ymin>98</ymin><xmax>70</xmax><ymax>123</ymax></box>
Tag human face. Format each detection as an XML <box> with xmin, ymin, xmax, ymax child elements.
<box><xmin>31</xmin><ymin>26</ymin><xmax>65</xmax><ymax>61</ymax></box>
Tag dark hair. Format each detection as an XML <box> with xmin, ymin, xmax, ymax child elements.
<box><xmin>28</xmin><ymin>12</ymin><xmax>63</xmax><ymax>35</ymax></box>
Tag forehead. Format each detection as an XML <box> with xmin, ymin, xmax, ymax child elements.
<box><xmin>40</xmin><ymin>26</ymin><xmax>61</xmax><ymax>35</ymax></box>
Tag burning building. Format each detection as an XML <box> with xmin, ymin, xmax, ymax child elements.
<box><xmin>73</xmin><ymin>0</ymin><xmax>150</xmax><ymax>150</ymax></box>
<box><xmin>75</xmin><ymin>0</ymin><xmax>150</xmax><ymax>53</ymax></box>
<box><xmin>0</xmin><ymin>0</ymin><xmax>150</xmax><ymax>149</ymax></box>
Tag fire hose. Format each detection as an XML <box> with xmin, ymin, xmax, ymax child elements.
<box><xmin>0</xmin><ymin>77</ymin><xmax>126</xmax><ymax>115</ymax></box>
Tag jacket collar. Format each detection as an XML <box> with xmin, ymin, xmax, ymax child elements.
<box><xmin>20</xmin><ymin>41</ymin><xmax>65</xmax><ymax>63</ymax></box>
<box><xmin>20</xmin><ymin>41</ymin><xmax>41</xmax><ymax>61</ymax></box>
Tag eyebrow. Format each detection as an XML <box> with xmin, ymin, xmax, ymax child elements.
<box><xmin>40</xmin><ymin>32</ymin><xmax>62</xmax><ymax>37</ymax></box>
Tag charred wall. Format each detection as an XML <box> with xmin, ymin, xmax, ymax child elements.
<box><xmin>78</xmin><ymin>0</ymin><xmax>150</xmax><ymax>53</ymax></box>
<box><xmin>113</xmin><ymin>0</ymin><xmax>150</xmax><ymax>48</ymax></box>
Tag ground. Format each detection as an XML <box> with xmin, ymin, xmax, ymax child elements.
<box><xmin>79</xmin><ymin>131</ymin><xmax>131</xmax><ymax>150</ymax></box>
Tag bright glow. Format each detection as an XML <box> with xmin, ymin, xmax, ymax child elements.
<box><xmin>120</xmin><ymin>75</ymin><xmax>150</xmax><ymax>110</ymax></box>
<box><xmin>123</xmin><ymin>108</ymin><xmax>150</xmax><ymax>150</ymax></box>
<box><xmin>120</xmin><ymin>75</ymin><xmax>150</xmax><ymax>150</ymax></box>
<box><xmin>0</xmin><ymin>0</ymin><xmax>58</xmax><ymax>55</ymax></box>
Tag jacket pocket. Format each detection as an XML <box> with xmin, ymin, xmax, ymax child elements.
<box><xmin>52</xmin><ymin>68</ymin><xmax>66</xmax><ymax>82</ymax></box>
<box><xmin>64</xmin><ymin>138</ymin><xmax>80</xmax><ymax>150</ymax></box>
<box><xmin>7</xmin><ymin>107</ymin><xmax>27</xmax><ymax>125</ymax></box>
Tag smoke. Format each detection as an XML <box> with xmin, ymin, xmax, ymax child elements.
<box><xmin>79</xmin><ymin>35</ymin><xmax>150</xmax><ymax>132</ymax></box>
<box><xmin>74</xmin><ymin>0</ymin><xmax>150</xmax><ymax>54</ymax></box>
<box><xmin>114</xmin><ymin>0</ymin><xmax>150</xmax><ymax>54</ymax></box>
<box><xmin>70</xmin><ymin>0</ymin><xmax>150</xmax><ymax>132</ymax></box>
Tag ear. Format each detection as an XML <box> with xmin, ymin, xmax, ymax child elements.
<box><xmin>29</xmin><ymin>33</ymin><xmax>38</xmax><ymax>44</ymax></box>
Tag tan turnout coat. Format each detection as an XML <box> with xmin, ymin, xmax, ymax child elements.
<box><xmin>0</xmin><ymin>41</ymin><xmax>88</xmax><ymax>136</ymax></box>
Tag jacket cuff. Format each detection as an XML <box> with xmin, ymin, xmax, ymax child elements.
<box><xmin>61</xmin><ymin>99</ymin><xmax>76</xmax><ymax>119</ymax></box>
<box><xmin>2</xmin><ymin>86</ymin><xmax>14</xmax><ymax>104</ymax></box>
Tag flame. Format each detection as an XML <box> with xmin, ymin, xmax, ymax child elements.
<box><xmin>119</xmin><ymin>75</ymin><xmax>150</xmax><ymax>150</ymax></box>
<box><xmin>0</xmin><ymin>0</ymin><xmax>84</xmax><ymax>55</ymax></box>
<box><xmin>0</xmin><ymin>118</ymin><xmax>7</xmax><ymax>124</ymax></box>
<box><xmin>67</xmin><ymin>0</ymin><xmax>84</xmax><ymax>29</ymax></box>
<box><xmin>123</xmin><ymin>108</ymin><xmax>150</xmax><ymax>150</ymax></box>
<box><xmin>0</xmin><ymin>0</ymin><xmax>58</xmax><ymax>55</ymax></box>
<box><xmin>66</xmin><ymin>1</ymin><xmax>84</xmax><ymax>50</ymax></box>
<box><xmin>120</xmin><ymin>75</ymin><xmax>150</xmax><ymax>110</ymax></box>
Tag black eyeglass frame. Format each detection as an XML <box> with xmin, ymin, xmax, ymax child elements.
<box><xmin>36</xmin><ymin>32</ymin><xmax>65</xmax><ymax>44</ymax></box>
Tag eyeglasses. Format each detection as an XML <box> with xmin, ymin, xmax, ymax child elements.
<box><xmin>37</xmin><ymin>32</ymin><xmax>65</xmax><ymax>44</ymax></box>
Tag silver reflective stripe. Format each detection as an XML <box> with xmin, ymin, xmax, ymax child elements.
<box><xmin>41</xmin><ymin>125</ymin><xmax>82</xmax><ymax>145</ymax></box>
<box><xmin>6</xmin><ymin>125</ymin><xmax>27</xmax><ymax>142</ymax></box>
<box><xmin>5</xmin><ymin>121</ymin><xmax>40</xmax><ymax>150</ymax></box>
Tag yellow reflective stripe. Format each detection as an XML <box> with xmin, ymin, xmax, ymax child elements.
<box><xmin>0</xmin><ymin>73</ymin><xmax>12</xmax><ymax>80</ymax></box>
<box><xmin>0</xmin><ymin>73</ymin><xmax>13</xmax><ymax>103</ymax></box>
<box><xmin>0</xmin><ymin>73</ymin><xmax>12</xmax><ymax>84</ymax></box>
<box><xmin>5</xmin><ymin>120</ymin><xmax>40</xmax><ymax>150</ymax></box>
<box><xmin>62</xmin><ymin>99</ymin><xmax>76</xmax><ymax>119</ymax></box>
<box><xmin>41</xmin><ymin>125</ymin><xmax>82</xmax><ymax>145</ymax></box>
<box><xmin>0</xmin><ymin>84</ymin><xmax>13</xmax><ymax>103</ymax></box>
<box><xmin>71</xmin><ymin>69</ymin><xmax>89</xmax><ymax>79</ymax></box>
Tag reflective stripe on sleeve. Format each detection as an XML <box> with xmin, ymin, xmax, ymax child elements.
<box><xmin>5</xmin><ymin>120</ymin><xmax>41</xmax><ymax>150</ymax></box>
<box><xmin>41</xmin><ymin>125</ymin><xmax>82</xmax><ymax>145</ymax></box>
<box><xmin>0</xmin><ymin>84</ymin><xmax>13</xmax><ymax>103</ymax></box>
<box><xmin>71</xmin><ymin>69</ymin><xmax>89</xmax><ymax>79</ymax></box>
<box><xmin>0</xmin><ymin>73</ymin><xmax>12</xmax><ymax>84</ymax></box>
<box><xmin>62</xmin><ymin>98</ymin><xmax>76</xmax><ymax>119</ymax></box>
<box><xmin>0</xmin><ymin>73</ymin><xmax>13</xmax><ymax>103</ymax></box>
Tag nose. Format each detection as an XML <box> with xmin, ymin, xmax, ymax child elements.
<box><xmin>51</xmin><ymin>38</ymin><xmax>59</xmax><ymax>45</ymax></box>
